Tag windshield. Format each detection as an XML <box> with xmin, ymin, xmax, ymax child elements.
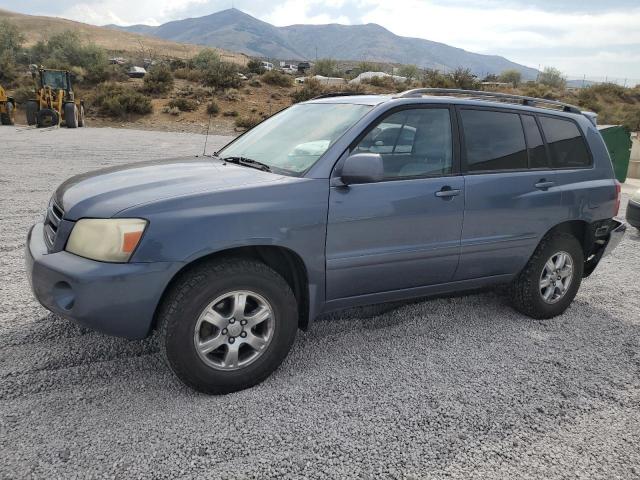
<box><xmin>217</xmin><ymin>103</ymin><xmax>372</xmax><ymax>175</ymax></box>
<box><xmin>42</xmin><ymin>71</ymin><xmax>68</xmax><ymax>90</ymax></box>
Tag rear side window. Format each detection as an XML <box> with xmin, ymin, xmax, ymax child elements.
<box><xmin>521</xmin><ymin>115</ymin><xmax>548</xmax><ymax>168</ymax></box>
<box><xmin>539</xmin><ymin>116</ymin><xmax>591</xmax><ymax>168</ymax></box>
<box><xmin>460</xmin><ymin>109</ymin><xmax>527</xmax><ymax>172</ymax></box>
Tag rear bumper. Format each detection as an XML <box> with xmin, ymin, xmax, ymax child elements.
<box><xmin>25</xmin><ymin>222</ymin><xmax>182</xmax><ymax>339</ymax></box>
<box><xmin>601</xmin><ymin>218</ymin><xmax>626</xmax><ymax>258</ymax></box>
<box><xmin>626</xmin><ymin>200</ymin><xmax>640</xmax><ymax>229</ymax></box>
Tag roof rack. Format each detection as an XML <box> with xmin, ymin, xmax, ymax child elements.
<box><xmin>395</xmin><ymin>88</ymin><xmax>582</xmax><ymax>114</ymax></box>
<box><xmin>310</xmin><ymin>92</ymin><xmax>362</xmax><ymax>100</ymax></box>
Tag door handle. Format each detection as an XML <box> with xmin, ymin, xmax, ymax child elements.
<box><xmin>435</xmin><ymin>186</ymin><xmax>461</xmax><ymax>198</ymax></box>
<box><xmin>535</xmin><ymin>180</ymin><xmax>555</xmax><ymax>190</ymax></box>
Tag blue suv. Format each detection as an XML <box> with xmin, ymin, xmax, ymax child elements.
<box><xmin>26</xmin><ymin>89</ymin><xmax>626</xmax><ymax>393</ymax></box>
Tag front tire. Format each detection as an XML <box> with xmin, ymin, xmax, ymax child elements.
<box><xmin>158</xmin><ymin>258</ymin><xmax>298</xmax><ymax>394</ymax></box>
<box><xmin>510</xmin><ymin>232</ymin><xmax>583</xmax><ymax>319</ymax></box>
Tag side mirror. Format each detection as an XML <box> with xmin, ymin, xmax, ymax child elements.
<box><xmin>340</xmin><ymin>153</ymin><xmax>384</xmax><ymax>185</ymax></box>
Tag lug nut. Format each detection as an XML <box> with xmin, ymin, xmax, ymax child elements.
<box><xmin>228</xmin><ymin>337</ymin><xmax>235</xmax><ymax>344</ymax></box>
<box><xmin>221</xmin><ymin>328</ymin><xmax>228</xmax><ymax>335</ymax></box>
<box><xmin>229</xmin><ymin>318</ymin><xmax>236</xmax><ymax>324</ymax></box>
<box><xmin>240</xmin><ymin>331</ymin><xmax>247</xmax><ymax>338</ymax></box>
<box><xmin>240</xmin><ymin>320</ymin><xmax>247</xmax><ymax>326</ymax></box>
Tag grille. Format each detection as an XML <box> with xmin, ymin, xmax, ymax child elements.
<box><xmin>44</xmin><ymin>200</ymin><xmax>64</xmax><ymax>250</ymax></box>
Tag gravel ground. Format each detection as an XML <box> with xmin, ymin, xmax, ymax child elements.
<box><xmin>1</xmin><ymin>126</ymin><xmax>639</xmax><ymax>480</ymax></box>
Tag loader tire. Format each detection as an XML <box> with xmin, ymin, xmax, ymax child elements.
<box><xmin>25</xmin><ymin>101</ymin><xmax>38</xmax><ymax>126</ymax></box>
<box><xmin>78</xmin><ymin>105</ymin><xmax>85</xmax><ymax>127</ymax></box>
<box><xmin>36</xmin><ymin>108</ymin><xmax>59</xmax><ymax>128</ymax></box>
<box><xmin>64</xmin><ymin>103</ymin><xmax>78</xmax><ymax>128</ymax></box>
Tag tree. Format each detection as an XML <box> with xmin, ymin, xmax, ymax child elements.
<box><xmin>143</xmin><ymin>64</ymin><xmax>174</xmax><ymax>94</ymax></box>
<box><xmin>499</xmin><ymin>69</ymin><xmax>522</xmax><ymax>87</ymax></box>
<box><xmin>538</xmin><ymin>67</ymin><xmax>566</xmax><ymax>89</ymax></box>
<box><xmin>191</xmin><ymin>49</ymin><xmax>221</xmax><ymax>71</ymax></box>
<box><xmin>201</xmin><ymin>60</ymin><xmax>240</xmax><ymax>89</ymax></box>
<box><xmin>0</xmin><ymin>20</ymin><xmax>23</xmax><ymax>56</ymax></box>
<box><xmin>450</xmin><ymin>67</ymin><xmax>478</xmax><ymax>90</ymax></box>
<box><xmin>422</xmin><ymin>69</ymin><xmax>454</xmax><ymax>88</ymax></box>
<box><xmin>313</xmin><ymin>58</ymin><xmax>338</xmax><ymax>77</ymax></box>
<box><xmin>247</xmin><ymin>59</ymin><xmax>265</xmax><ymax>75</ymax></box>
<box><xmin>398</xmin><ymin>64</ymin><xmax>420</xmax><ymax>81</ymax></box>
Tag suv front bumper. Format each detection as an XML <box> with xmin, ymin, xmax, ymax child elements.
<box><xmin>25</xmin><ymin>222</ymin><xmax>182</xmax><ymax>339</ymax></box>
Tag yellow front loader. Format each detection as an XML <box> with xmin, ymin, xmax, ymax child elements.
<box><xmin>0</xmin><ymin>85</ymin><xmax>16</xmax><ymax>125</ymax></box>
<box><xmin>25</xmin><ymin>69</ymin><xmax>85</xmax><ymax>128</ymax></box>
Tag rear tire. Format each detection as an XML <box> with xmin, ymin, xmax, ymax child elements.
<box><xmin>510</xmin><ymin>232</ymin><xmax>583</xmax><ymax>319</ymax></box>
<box><xmin>78</xmin><ymin>105</ymin><xmax>85</xmax><ymax>127</ymax></box>
<box><xmin>158</xmin><ymin>258</ymin><xmax>298</xmax><ymax>394</ymax></box>
<box><xmin>25</xmin><ymin>101</ymin><xmax>38</xmax><ymax>126</ymax></box>
<box><xmin>64</xmin><ymin>103</ymin><xmax>78</xmax><ymax>128</ymax></box>
<box><xmin>36</xmin><ymin>108</ymin><xmax>59</xmax><ymax>128</ymax></box>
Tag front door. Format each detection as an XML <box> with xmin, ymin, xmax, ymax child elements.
<box><xmin>325</xmin><ymin>106</ymin><xmax>465</xmax><ymax>300</ymax></box>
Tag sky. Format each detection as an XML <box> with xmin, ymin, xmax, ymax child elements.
<box><xmin>2</xmin><ymin>0</ymin><xmax>639</xmax><ymax>80</ymax></box>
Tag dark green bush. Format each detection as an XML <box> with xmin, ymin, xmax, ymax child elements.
<box><xmin>247</xmin><ymin>59</ymin><xmax>266</xmax><ymax>75</ymax></box>
<box><xmin>174</xmin><ymin>68</ymin><xmax>203</xmax><ymax>82</ymax></box>
<box><xmin>261</xmin><ymin>70</ymin><xmax>292</xmax><ymax>87</ymax></box>
<box><xmin>206</xmin><ymin>101</ymin><xmax>220</xmax><ymax>115</ymax></box>
<box><xmin>201</xmin><ymin>61</ymin><xmax>241</xmax><ymax>89</ymax></box>
<box><xmin>235</xmin><ymin>115</ymin><xmax>261</xmax><ymax>129</ymax></box>
<box><xmin>291</xmin><ymin>78</ymin><xmax>325</xmax><ymax>103</ymax></box>
<box><xmin>92</xmin><ymin>83</ymin><xmax>153</xmax><ymax>117</ymax></box>
<box><xmin>142</xmin><ymin>64</ymin><xmax>174</xmax><ymax>94</ymax></box>
<box><xmin>167</xmin><ymin>98</ymin><xmax>198</xmax><ymax>112</ymax></box>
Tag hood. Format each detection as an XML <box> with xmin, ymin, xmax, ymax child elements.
<box><xmin>55</xmin><ymin>156</ymin><xmax>283</xmax><ymax>220</ymax></box>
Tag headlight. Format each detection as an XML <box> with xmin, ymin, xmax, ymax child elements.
<box><xmin>632</xmin><ymin>189</ymin><xmax>640</xmax><ymax>204</ymax></box>
<box><xmin>66</xmin><ymin>218</ymin><xmax>148</xmax><ymax>262</ymax></box>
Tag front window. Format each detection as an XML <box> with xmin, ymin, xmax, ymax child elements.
<box><xmin>217</xmin><ymin>103</ymin><xmax>372</xmax><ymax>175</ymax></box>
<box><xmin>42</xmin><ymin>71</ymin><xmax>68</xmax><ymax>90</ymax></box>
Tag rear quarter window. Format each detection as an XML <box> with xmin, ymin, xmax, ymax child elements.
<box><xmin>460</xmin><ymin>109</ymin><xmax>528</xmax><ymax>172</ymax></box>
<box><xmin>539</xmin><ymin>116</ymin><xmax>591</xmax><ymax>168</ymax></box>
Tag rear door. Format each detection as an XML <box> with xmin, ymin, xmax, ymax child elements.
<box><xmin>325</xmin><ymin>106</ymin><xmax>465</xmax><ymax>300</ymax></box>
<box><xmin>454</xmin><ymin>107</ymin><xmax>563</xmax><ymax>280</ymax></box>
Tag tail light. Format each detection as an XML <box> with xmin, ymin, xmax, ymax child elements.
<box><xmin>614</xmin><ymin>180</ymin><xmax>621</xmax><ymax>217</ymax></box>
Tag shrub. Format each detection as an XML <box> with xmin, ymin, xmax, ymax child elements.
<box><xmin>499</xmin><ymin>69</ymin><xmax>522</xmax><ymax>87</ymax></box>
<box><xmin>449</xmin><ymin>67</ymin><xmax>479</xmax><ymax>90</ymax></box>
<box><xmin>223</xmin><ymin>110</ymin><xmax>239</xmax><ymax>117</ymax></box>
<box><xmin>191</xmin><ymin>49</ymin><xmax>221</xmax><ymax>71</ymax></box>
<box><xmin>12</xmin><ymin>85</ymin><xmax>35</xmax><ymax>104</ymax></box>
<box><xmin>206</xmin><ymin>101</ymin><xmax>220</xmax><ymax>115</ymax></box>
<box><xmin>235</xmin><ymin>115</ymin><xmax>261</xmax><ymax>129</ymax></box>
<box><xmin>261</xmin><ymin>70</ymin><xmax>292</xmax><ymax>87</ymax></box>
<box><xmin>312</xmin><ymin>58</ymin><xmax>338</xmax><ymax>77</ymax></box>
<box><xmin>291</xmin><ymin>78</ymin><xmax>325</xmax><ymax>103</ymax></box>
<box><xmin>249</xmin><ymin>79</ymin><xmax>261</xmax><ymax>87</ymax></box>
<box><xmin>201</xmin><ymin>61</ymin><xmax>241</xmax><ymax>89</ymax></box>
<box><xmin>168</xmin><ymin>98</ymin><xmax>198</xmax><ymax>112</ymax></box>
<box><xmin>222</xmin><ymin>88</ymin><xmax>240</xmax><ymax>101</ymax></box>
<box><xmin>0</xmin><ymin>51</ymin><xmax>18</xmax><ymax>84</ymax></box>
<box><xmin>142</xmin><ymin>64</ymin><xmax>174</xmax><ymax>94</ymax></box>
<box><xmin>364</xmin><ymin>75</ymin><xmax>397</xmax><ymax>89</ymax></box>
<box><xmin>92</xmin><ymin>83</ymin><xmax>153</xmax><ymax>117</ymax></box>
<box><xmin>422</xmin><ymin>69</ymin><xmax>455</xmax><ymax>88</ymax></box>
<box><xmin>398</xmin><ymin>65</ymin><xmax>420</xmax><ymax>81</ymax></box>
<box><xmin>247</xmin><ymin>59</ymin><xmax>266</xmax><ymax>75</ymax></box>
<box><xmin>162</xmin><ymin>106</ymin><xmax>181</xmax><ymax>116</ymax></box>
<box><xmin>174</xmin><ymin>68</ymin><xmax>203</xmax><ymax>82</ymax></box>
<box><xmin>538</xmin><ymin>67</ymin><xmax>566</xmax><ymax>89</ymax></box>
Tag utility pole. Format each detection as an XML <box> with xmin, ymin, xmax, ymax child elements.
<box><xmin>315</xmin><ymin>46</ymin><xmax>318</xmax><ymax>62</ymax></box>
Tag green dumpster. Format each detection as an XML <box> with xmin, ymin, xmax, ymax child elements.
<box><xmin>598</xmin><ymin>125</ymin><xmax>632</xmax><ymax>183</ymax></box>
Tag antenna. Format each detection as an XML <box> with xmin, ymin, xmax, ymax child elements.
<box><xmin>203</xmin><ymin>112</ymin><xmax>212</xmax><ymax>156</ymax></box>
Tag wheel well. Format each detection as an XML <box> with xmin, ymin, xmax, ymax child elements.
<box><xmin>153</xmin><ymin>246</ymin><xmax>310</xmax><ymax>332</ymax></box>
<box><xmin>545</xmin><ymin>220</ymin><xmax>592</xmax><ymax>259</ymax></box>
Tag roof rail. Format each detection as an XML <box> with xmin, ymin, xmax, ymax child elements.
<box><xmin>310</xmin><ymin>92</ymin><xmax>361</xmax><ymax>100</ymax></box>
<box><xmin>395</xmin><ymin>88</ymin><xmax>582</xmax><ymax>114</ymax></box>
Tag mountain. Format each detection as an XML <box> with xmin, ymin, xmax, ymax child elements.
<box><xmin>0</xmin><ymin>8</ymin><xmax>244</xmax><ymax>63</ymax></box>
<box><xmin>109</xmin><ymin>8</ymin><xmax>538</xmax><ymax>79</ymax></box>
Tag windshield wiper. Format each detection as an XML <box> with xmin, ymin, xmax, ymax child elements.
<box><xmin>221</xmin><ymin>156</ymin><xmax>271</xmax><ymax>172</ymax></box>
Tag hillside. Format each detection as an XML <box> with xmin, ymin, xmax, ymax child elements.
<box><xmin>0</xmin><ymin>8</ymin><xmax>246</xmax><ymax>64</ymax></box>
<box><xmin>110</xmin><ymin>8</ymin><xmax>539</xmax><ymax>79</ymax></box>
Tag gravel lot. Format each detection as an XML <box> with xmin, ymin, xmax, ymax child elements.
<box><xmin>1</xmin><ymin>126</ymin><xmax>639</xmax><ymax>479</ymax></box>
